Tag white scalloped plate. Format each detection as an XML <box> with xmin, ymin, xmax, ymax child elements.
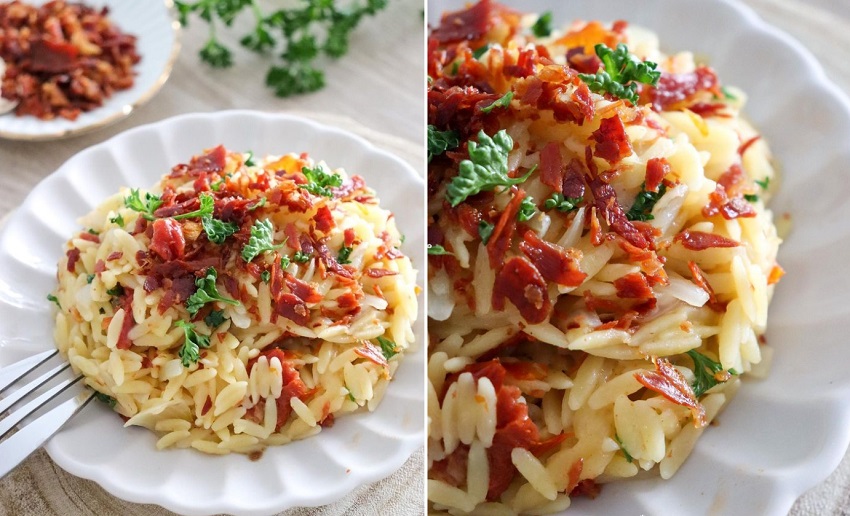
<box><xmin>0</xmin><ymin>0</ymin><xmax>180</xmax><ymax>141</ymax></box>
<box><xmin>428</xmin><ymin>0</ymin><xmax>850</xmax><ymax>514</ymax></box>
<box><xmin>0</xmin><ymin>111</ymin><xmax>425</xmax><ymax>515</ymax></box>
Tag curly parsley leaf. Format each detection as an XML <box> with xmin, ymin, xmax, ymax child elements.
<box><xmin>173</xmin><ymin>193</ymin><xmax>215</xmax><ymax>220</ymax></box>
<box><xmin>94</xmin><ymin>392</ymin><xmax>117</xmax><ymax>408</ymax></box>
<box><xmin>338</xmin><ymin>246</ymin><xmax>353</xmax><ymax>264</ymax></box>
<box><xmin>578</xmin><ymin>43</ymin><xmax>660</xmax><ymax>105</ymax></box>
<box><xmin>480</xmin><ymin>91</ymin><xmax>513</xmax><ymax>114</ymax></box>
<box><xmin>376</xmin><ymin>336</ymin><xmax>398</xmax><ymax>361</ymax></box>
<box><xmin>47</xmin><ymin>293</ymin><xmax>61</xmax><ymax>309</ymax></box>
<box><xmin>293</xmin><ymin>250</ymin><xmax>312</xmax><ymax>263</ymax></box>
<box><xmin>531</xmin><ymin>11</ymin><xmax>553</xmax><ymax>38</ymax></box>
<box><xmin>478</xmin><ymin>220</ymin><xmax>495</xmax><ymax>244</ymax></box>
<box><xmin>427</xmin><ymin>244</ymin><xmax>453</xmax><ymax>256</ymax></box>
<box><xmin>543</xmin><ymin>193</ymin><xmax>583</xmax><ymax>213</ymax></box>
<box><xmin>200</xmin><ymin>38</ymin><xmax>233</xmax><ymax>67</ymax></box>
<box><xmin>428</xmin><ymin>125</ymin><xmax>460</xmax><ymax>163</ymax></box>
<box><xmin>242</xmin><ymin>219</ymin><xmax>285</xmax><ymax>262</ymax></box>
<box><xmin>686</xmin><ymin>350</ymin><xmax>738</xmax><ymax>398</ymax></box>
<box><xmin>446</xmin><ymin>130</ymin><xmax>532</xmax><ymax>207</ymax></box>
<box><xmin>517</xmin><ymin>196</ymin><xmax>537</xmax><ymax>222</ymax></box>
<box><xmin>186</xmin><ymin>267</ymin><xmax>240</xmax><ymax>316</ymax></box>
<box><xmin>299</xmin><ymin>165</ymin><xmax>343</xmax><ymax>198</ymax></box>
<box><xmin>266</xmin><ymin>64</ymin><xmax>325</xmax><ymax>96</ymax></box>
<box><xmin>175</xmin><ymin>320</ymin><xmax>212</xmax><ymax>367</ymax></box>
<box><xmin>626</xmin><ymin>183</ymin><xmax>667</xmax><ymax>221</ymax></box>
<box><xmin>202</xmin><ymin>215</ymin><xmax>239</xmax><ymax>244</ymax></box>
<box><xmin>124</xmin><ymin>189</ymin><xmax>163</xmax><ymax>221</ymax></box>
<box><xmin>204</xmin><ymin>309</ymin><xmax>227</xmax><ymax>329</ymax></box>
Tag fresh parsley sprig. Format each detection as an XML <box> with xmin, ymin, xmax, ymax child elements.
<box><xmin>578</xmin><ymin>43</ymin><xmax>661</xmax><ymax>105</ymax></box>
<box><xmin>124</xmin><ymin>189</ymin><xmax>163</xmax><ymax>221</ymax></box>
<box><xmin>175</xmin><ymin>320</ymin><xmax>212</xmax><ymax>367</ymax></box>
<box><xmin>428</xmin><ymin>125</ymin><xmax>459</xmax><ymax>163</ymax></box>
<box><xmin>299</xmin><ymin>165</ymin><xmax>343</xmax><ymax>198</ymax></box>
<box><xmin>173</xmin><ymin>193</ymin><xmax>215</xmax><ymax>220</ymax></box>
<box><xmin>242</xmin><ymin>219</ymin><xmax>285</xmax><ymax>262</ymax></box>
<box><xmin>544</xmin><ymin>193</ymin><xmax>582</xmax><ymax>213</ymax></box>
<box><xmin>626</xmin><ymin>183</ymin><xmax>667</xmax><ymax>221</ymax></box>
<box><xmin>202</xmin><ymin>216</ymin><xmax>238</xmax><ymax>244</ymax></box>
<box><xmin>686</xmin><ymin>349</ymin><xmax>738</xmax><ymax>398</ymax></box>
<box><xmin>204</xmin><ymin>309</ymin><xmax>227</xmax><ymax>328</ymax></box>
<box><xmin>175</xmin><ymin>0</ymin><xmax>388</xmax><ymax>97</ymax></box>
<box><xmin>446</xmin><ymin>130</ymin><xmax>532</xmax><ymax>207</ymax></box>
<box><xmin>186</xmin><ymin>267</ymin><xmax>240</xmax><ymax>316</ymax></box>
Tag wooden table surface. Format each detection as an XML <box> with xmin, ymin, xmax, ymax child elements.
<box><xmin>1</xmin><ymin>0</ymin><xmax>849</xmax><ymax>514</ymax></box>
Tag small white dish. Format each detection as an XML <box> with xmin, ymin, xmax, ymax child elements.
<box><xmin>0</xmin><ymin>0</ymin><xmax>180</xmax><ymax>141</ymax></box>
<box><xmin>0</xmin><ymin>110</ymin><xmax>425</xmax><ymax>515</ymax></box>
<box><xmin>428</xmin><ymin>0</ymin><xmax>850</xmax><ymax>514</ymax></box>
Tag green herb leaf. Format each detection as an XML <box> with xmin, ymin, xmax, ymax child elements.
<box><xmin>261</xmin><ymin>270</ymin><xmax>271</xmax><ymax>283</ymax></box>
<box><xmin>173</xmin><ymin>193</ymin><xmax>215</xmax><ymax>220</ymax></box>
<box><xmin>280</xmin><ymin>255</ymin><xmax>291</xmax><ymax>269</ymax></box>
<box><xmin>299</xmin><ymin>165</ymin><xmax>343</xmax><ymax>198</ymax></box>
<box><xmin>242</xmin><ymin>219</ymin><xmax>285</xmax><ymax>262</ymax></box>
<box><xmin>244</xmin><ymin>151</ymin><xmax>256</xmax><ymax>167</ymax></box>
<box><xmin>578</xmin><ymin>43</ymin><xmax>661</xmax><ymax>105</ymax></box>
<box><xmin>202</xmin><ymin>215</ymin><xmax>238</xmax><ymax>244</ymax></box>
<box><xmin>87</xmin><ymin>274</ymin><xmax>95</xmax><ymax>284</ymax></box>
<box><xmin>249</xmin><ymin>197</ymin><xmax>267</xmax><ymax>211</ymax></box>
<box><xmin>175</xmin><ymin>320</ymin><xmax>212</xmax><ymax>368</ymax></box>
<box><xmin>543</xmin><ymin>193</ymin><xmax>583</xmax><ymax>213</ymax></box>
<box><xmin>427</xmin><ymin>244</ymin><xmax>453</xmax><ymax>256</ymax></box>
<box><xmin>200</xmin><ymin>38</ymin><xmax>233</xmax><ymax>68</ymax></box>
<box><xmin>480</xmin><ymin>91</ymin><xmax>513</xmax><ymax>114</ymax></box>
<box><xmin>185</xmin><ymin>267</ymin><xmax>240</xmax><ymax>316</ymax></box>
<box><xmin>744</xmin><ymin>193</ymin><xmax>759</xmax><ymax>203</ymax></box>
<box><xmin>614</xmin><ymin>434</ymin><xmax>634</xmax><ymax>463</ymax></box>
<box><xmin>376</xmin><ymin>336</ymin><xmax>398</xmax><ymax>361</ymax></box>
<box><xmin>347</xmin><ymin>388</ymin><xmax>356</xmax><ymax>402</ymax></box>
<box><xmin>478</xmin><ymin>220</ymin><xmax>495</xmax><ymax>244</ymax></box>
<box><xmin>106</xmin><ymin>285</ymin><xmax>125</xmax><ymax>297</ymax></box>
<box><xmin>472</xmin><ymin>44</ymin><xmax>491</xmax><ymax>60</ymax></box>
<box><xmin>626</xmin><ymin>183</ymin><xmax>667</xmax><ymax>221</ymax></box>
<box><xmin>517</xmin><ymin>196</ymin><xmax>537</xmax><ymax>222</ymax></box>
<box><xmin>87</xmin><ymin>228</ymin><xmax>99</xmax><ymax>235</ymax></box>
<box><xmin>427</xmin><ymin>125</ymin><xmax>460</xmax><ymax>163</ymax></box>
<box><xmin>124</xmin><ymin>189</ymin><xmax>163</xmax><ymax>221</ymax></box>
<box><xmin>721</xmin><ymin>86</ymin><xmax>737</xmax><ymax>101</ymax></box>
<box><xmin>47</xmin><ymin>293</ymin><xmax>61</xmax><ymax>309</ymax></box>
<box><xmin>686</xmin><ymin>349</ymin><xmax>737</xmax><ymax>398</ymax></box>
<box><xmin>531</xmin><ymin>11</ymin><xmax>553</xmax><ymax>38</ymax></box>
<box><xmin>446</xmin><ymin>130</ymin><xmax>532</xmax><ymax>207</ymax></box>
<box><xmin>338</xmin><ymin>246</ymin><xmax>353</xmax><ymax>265</ymax></box>
<box><xmin>204</xmin><ymin>309</ymin><xmax>227</xmax><ymax>329</ymax></box>
<box><xmin>109</xmin><ymin>213</ymin><xmax>124</xmax><ymax>227</ymax></box>
<box><xmin>94</xmin><ymin>391</ymin><xmax>117</xmax><ymax>408</ymax></box>
<box><xmin>755</xmin><ymin>177</ymin><xmax>770</xmax><ymax>190</ymax></box>
<box><xmin>293</xmin><ymin>251</ymin><xmax>312</xmax><ymax>263</ymax></box>
<box><xmin>266</xmin><ymin>65</ymin><xmax>325</xmax><ymax>97</ymax></box>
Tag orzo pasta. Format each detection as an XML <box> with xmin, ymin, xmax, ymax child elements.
<box><xmin>52</xmin><ymin>145</ymin><xmax>418</xmax><ymax>455</ymax></box>
<box><xmin>427</xmin><ymin>2</ymin><xmax>783</xmax><ymax>513</ymax></box>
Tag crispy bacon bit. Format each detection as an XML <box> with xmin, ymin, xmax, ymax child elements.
<box><xmin>587</xmin><ymin>156</ymin><xmax>648</xmax><ymax>249</ymax></box>
<box><xmin>315</xmin><ymin>241</ymin><xmax>355</xmax><ymax>279</ymax></box>
<box><xmin>688</xmin><ymin>102</ymin><xmax>728</xmax><ymax>118</ymax></box>
<box><xmin>430</xmin><ymin>445</ymin><xmax>470</xmax><ymax>488</ymax></box>
<box><xmin>94</xmin><ymin>259</ymin><xmax>106</xmax><ymax>274</ymax></box>
<box><xmin>562</xmin><ymin>158</ymin><xmax>587</xmax><ymax>199</ymax></box>
<box><xmin>285</xmin><ymin>274</ymin><xmax>322</xmax><ymax>304</ymax></box>
<box><xmin>640</xmin><ymin>66</ymin><xmax>721</xmax><ymax>111</ymax></box>
<box><xmin>273</xmin><ymin>293</ymin><xmax>309</xmax><ymax>326</ymax></box>
<box><xmin>314</xmin><ymin>205</ymin><xmax>335</xmax><ymax>233</ymax></box>
<box><xmin>191</xmin><ymin>145</ymin><xmax>227</xmax><ymax>174</ymax></box>
<box><xmin>201</xmin><ymin>396</ymin><xmax>213</xmax><ymax>416</ymax></box>
<box><xmin>688</xmin><ymin>261</ymin><xmax>723</xmax><ymax>312</ymax></box>
<box><xmin>365</xmin><ymin>268</ymin><xmax>398</xmax><ymax>278</ymax></box>
<box><xmin>106</xmin><ymin>251</ymin><xmax>123</xmax><ymax>261</ymax></box>
<box><xmin>354</xmin><ymin>341</ymin><xmax>389</xmax><ymax>367</ymax></box>
<box><xmin>66</xmin><ymin>248</ymin><xmax>81</xmax><ymax>273</ymax></box>
<box><xmin>519</xmin><ymin>230</ymin><xmax>586</xmax><ymax>287</ymax></box>
<box><xmin>703</xmin><ymin>164</ymin><xmax>756</xmax><ymax>220</ymax></box>
<box><xmin>116</xmin><ymin>289</ymin><xmax>136</xmax><ymax>350</ymax></box>
<box><xmin>645</xmin><ymin>157</ymin><xmax>669</xmax><ymax>193</ymax></box>
<box><xmin>78</xmin><ymin>231</ymin><xmax>100</xmax><ymax>243</ymax></box>
<box><xmin>539</xmin><ymin>142</ymin><xmax>564</xmax><ymax>193</ymax></box>
<box><xmin>634</xmin><ymin>357</ymin><xmax>706</xmax><ymax>427</ymax></box>
<box><xmin>565</xmin><ymin>459</ymin><xmax>584</xmax><ymax>494</ymax></box>
<box><xmin>674</xmin><ymin>229</ymin><xmax>739</xmax><ymax>251</ymax></box>
<box><xmin>613</xmin><ymin>272</ymin><xmax>653</xmax><ymax>299</ymax></box>
<box><xmin>430</xmin><ymin>0</ymin><xmax>496</xmax><ymax>44</ymax></box>
<box><xmin>487</xmin><ymin>189</ymin><xmax>526</xmax><ymax>268</ymax></box>
<box><xmin>250</xmin><ymin>349</ymin><xmax>311</xmax><ymax>431</ymax></box>
<box><xmin>332</xmin><ymin>175</ymin><xmax>367</xmax><ymax>200</ymax></box>
<box><xmin>149</xmin><ymin>218</ymin><xmax>185</xmax><ymax>262</ymax></box>
<box><xmin>285</xmin><ymin>224</ymin><xmax>302</xmax><ymax>251</ymax></box>
<box><xmin>767</xmin><ymin>264</ymin><xmax>785</xmax><ymax>285</ymax></box>
<box><xmin>591</xmin><ymin>116</ymin><xmax>632</xmax><ymax>164</ymax></box>
<box><xmin>493</xmin><ymin>256</ymin><xmax>551</xmax><ymax>324</ymax></box>
<box><xmin>343</xmin><ymin>228</ymin><xmax>356</xmax><ymax>247</ymax></box>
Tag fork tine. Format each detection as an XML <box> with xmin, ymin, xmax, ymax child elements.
<box><xmin>0</xmin><ymin>393</ymin><xmax>93</xmax><ymax>479</ymax></box>
<box><xmin>0</xmin><ymin>349</ymin><xmax>58</xmax><ymax>394</ymax></box>
<box><xmin>0</xmin><ymin>372</ymin><xmax>83</xmax><ymax>440</ymax></box>
<box><xmin>0</xmin><ymin>362</ymin><xmax>72</xmax><ymax>415</ymax></box>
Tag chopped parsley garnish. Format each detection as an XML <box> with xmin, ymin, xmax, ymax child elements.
<box><xmin>109</xmin><ymin>214</ymin><xmax>124</xmax><ymax>227</ymax></box>
<box><xmin>472</xmin><ymin>44</ymin><xmax>491</xmax><ymax>60</ymax></box>
<box><xmin>87</xmin><ymin>228</ymin><xmax>99</xmax><ymax>235</ymax></box>
<box><xmin>47</xmin><ymin>293</ymin><xmax>61</xmax><ymax>309</ymax></box>
<box><xmin>578</xmin><ymin>43</ymin><xmax>661</xmax><ymax>105</ymax></box>
<box><xmin>338</xmin><ymin>246</ymin><xmax>353</xmax><ymax>264</ymax></box>
<box><xmin>94</xmin><ymin>392</ymin><xmax>117</xmax><ymax>408</ymax></box>
<box><xmin>376</xmin><ymin>336</ymin><xmax>398</xmax><ymax>361</ymax></box>
<box><xmin>280</xmin><ymin>255</ymin><xmax>291</xmax><ymax>269</ymax></box>
<box><xmin>478</xmin><ymin>220</ymin><xmax>495</xmax><ymax>244</ymax></box>
<box><xmin>446</xmin><ymin>130</ymin><xmax>533</xmax><ymax>207</ymax></box>
<box><xmin>175</xmin><ymin>320</ymin><xmax>211</xmax><ymax>368</ymax></box>
<box><xmin>242</xmin><ymin>219</ymin><xmax>285</xmax><ymax>262</ymax></box>
<box><xmin>721</xmin><ymin>86</ymin><xmax>737</xmax><ymax>100</ymax></box>
<box><xmin>210</xmin><ymin>174</ymin><xmax>229</xmax><ymax>192</ymax></box>
<box><xmin>293</xmin><ymin>251</ymin><xmax>312</xmax><ymax>263</ymax></box>
<box><xmin>204</xmin><ymin>309</ymin><xmax>227</xmax><ymax>329</ymax></box>
<box><xmin>244</xmin><ymin>151</ymin><xmax>256</xmax><ymax>167</ymax></box>
<box><xmin>544</xmin><ymin>193</ymin><xmax>583</xmax><ymax>213</ymax></box>
<box><xmin>427</xmin><ymin>244</ymin><xmax>453</xmax><ymax>256</ymax></box>
<box><xmin>299</xmin><ymin>165</ymin><xmax>343</xmax><ymax>197</ymax></box>
<box><xmin>261</xmin><ymin>270</ymin><xmax>271</xmax><ymax>283</ymax></box>
<box><xmin>248</xmin><ymin>197</ymin><xmax>267</xmax><ymax>211</ymax></box>
<box><xmin>124</xmin><ymin>189</ymin><xmax>163</xmax><ymax>221</ymax></box>
<box><xmin>686</xmin><ymin>349</ymin><xmax>738</xmax><ymax>398</ymax></box>
<box><xmin>347</xmin><ymin>388</ymin><xmax>356</xmax><ymax>402</ymax></box>
<box><xmin>106</xmin><ymin>285</ymin><xmax>125</xmax><ymax>297</ymax></box>
<box><xmin>517</xmin><ymin>196</ymin><xmax>537</xmax><ymax>222</ymax></box>
<box><xmin>744</xmin><ymin>193</ymin><xmax>759</xmax><ymax>203</ymax></box>
<box><xmin>755</xmin><ymin>177</ymin><xmax>770</xmax><ymax>190</ymax></box>
<box><xmin>626</xmin><ymin>183</ymin><xmax>667</xmax><ymax>221</ymax></box>
<box><xmin>480</xmin><ymin>91</ymin><xmax>513</xmax><ymax>114</ymax></box>
<box><xmin>185</xmin><ymin>267</ymin><xmax>240</xmax><ymax>316</ymax></box>
<box><xmin>87</xmin><ymin>274</ymin><xmax>95</xmax><ymax>284</ymax></box>
<box><xmin>427</xmin><ymin>125</ymin><xmax>460</xmax><ymax>163</ymax></box>
<box><xmin>173</xmin><ymin>193</ymin><xmax>214</xmax><ymax>220</ymax></box>
<box><xmin>531</xmin><ymin>11</ymin><xmax>553</xmax><ymax>38</ymax></box>
<box><xmin>201</xmin><ymin>215</ymin><xmax>238</xmax><ymax>244</ymax></box>
<box><xmin>614</xmin><ymin>434</ymin><xmax>634</xmax><ymax>463</ymax></box>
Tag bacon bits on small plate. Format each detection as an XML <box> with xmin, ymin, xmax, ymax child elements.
<box><xmin>0</xmin><ymin>0</ymin><xmax>178</xmax><ymax>140</ymax></box>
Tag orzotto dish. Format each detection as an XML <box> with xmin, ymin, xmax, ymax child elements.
<box><xmin>427</xmin><ymin>1</ymin><xmax>783</xmax><ymax>513</ymax></box>
<box><xmin>51</xmin><ymin>145</ymin><xmax>418</xmax><ymax>455</ymax></box>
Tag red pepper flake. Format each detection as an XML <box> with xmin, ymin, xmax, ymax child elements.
<box><xmin>674</xmin><ymin>229</ymin><xmax>739</xmax><ymax>251</ymax></box>
<box><xmin>634</xmin><ymin>357</ymin><xmax>706</xmax><ymax>427</ymax></box>
<box><xmin>201</xmin><ymin>396</ymin><xmax>213</xmax><ymax>416</ymax></box>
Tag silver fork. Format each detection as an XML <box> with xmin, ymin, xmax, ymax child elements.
<box><xmin>0</xmin><ymin>350</ymin><xmax>92</xmax><ymax>478</ymax></box>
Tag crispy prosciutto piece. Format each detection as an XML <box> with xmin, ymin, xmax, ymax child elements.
<box><xmin>486</xmin><ymin>189</ymin><xmax>526</xmax><ymax>268</ymax></box>
<box><xmin>354</xmin><ymin>341</ymin><xmax>389</xmax><ymax>368</ymax></box>
<box><xmin>688</xmin><ymin>261</ymin><xmax>724</xmax><ymax>312</ymax></box>
<box><xmin>645</xmin><ymin>157</ymin><xmax>669</xmax><ymax>193</ymax></box>
<box><xmin>634</xmin><ymin>357</ymin><xmax>706</xmax><ymax>427</ymax></box>
<box><xmin>365</xmin><ymin>268</ymin><xmax>397</xmax><ymax>278</ymax></box>
<box><xmin>492</xmin><ymin>256</ymin><xmax>551</xmax><ymax>324</ymax></box>
<box><xmin>66</xmin><ymin>248</ymin><xmax>81</xmax><ymax>273</ymax></box>
<box><xmin>149</xmin><ymin>218</ymin><xmax>185</xmax><ymax>262</ymax></box>
<box><xmin>190</xmin><ymin>145</ymin><xmax>227</xmax><ymax>174</ymax></box>
<box><xmin>29</xmin><ymin>39</ymin><xmax>79</xmax><ymax>74</ymax></box>
<box><xmin>249</xmin><ymin>349</ymin><xmax>311</xmax><ymax>431</ymax></box>
<box><xmin>285</xmin><ymin>274</ymin><xmax>322</xmax><ymax>304</ymax></box>
<box><xmin>586</xmin><ymin>151</ymin><xmax>649</xmax><ymax>249</ymax></box>
<box><xmin>703</xmin><ymin>164</ymin><xmax>756</xmax><ymax>220</ymax></box>
<box><xmin>640</xmin><ymin>66</ymin><xmax>721</xmax><ymax>112</ymax></box>
<box><xmin>115</xmin><ymin>288</ymin><xmax>136</xmax><ymax>350</ymax></box>
<box><xmin>313</xmin><ymin>205</ymin><xmax>335</xmax><ymax>233</ymax></box>
<box><xmin>613</xmin><ymin>272</ymin><xmax>653</xmax><ymax>299</ymax></box>
<box><xmin>539</xmin><ymin>142</ymin><xmax>565</xmax><ymax>193</ymax></box>
<box><xmin>430</xmin><ymin>0</ymin><xmax>497</xmax><ymax>44</ymax></box>
<box><xmin>674</xmin><ymin>229</ymin><xmax>739</xmax><ymax>251</ymax></box>
<box><xmin>519</xmin><ymin>230</ymin><xmax>586</xmax><ymax>287</ymax></box>
<box><xmin>591</xmin><ymin>116</ymin><xmax>632</xmax><ymax>164</ymax></box>
<box><xmin>273</xmin><ymin>293</ymin><xmax>309</xmax><ymax>326</ymax></box>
